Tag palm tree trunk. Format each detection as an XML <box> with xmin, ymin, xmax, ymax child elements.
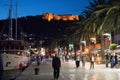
<box><xmin>101</xmin><ymin>35</ymin><xmax>105</xmax><ymax>63</ymax></box>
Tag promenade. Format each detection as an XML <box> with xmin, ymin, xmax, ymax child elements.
<box><xmin>15</xmin><ymin>59</ymin><xmax>120</xmax><ymax>80</ymax></box>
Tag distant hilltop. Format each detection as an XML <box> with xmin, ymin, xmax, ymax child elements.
<box><xmin>42</xmin><ymin>13</ymin><xmax>79</xmax><ymax>21</ymax></box>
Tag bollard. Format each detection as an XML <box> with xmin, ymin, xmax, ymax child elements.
<box><xmin>34</xmin><ymin>68</ymin><xmax>39</xmax><ymax>75</ymax></box>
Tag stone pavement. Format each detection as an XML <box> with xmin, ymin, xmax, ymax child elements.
<box><xmin>15</xmin><ymin>59</ymin><xmax>120</xmax><ymax>80</ymax></box>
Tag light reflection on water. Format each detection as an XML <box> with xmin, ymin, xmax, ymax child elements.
<box><xmin>89</xmin><ymin>73</ymin><xmax>99</xmax><ymax>80</ymax></box>
<box><xmin>0</xmin><ymin>70</ymin><xmax>21</xmax><ymax>80</ymax></box>
<box><xmin>87</xmin><ymin>70</ymin><xmax>119</xmax><ymax>80</ymax></box>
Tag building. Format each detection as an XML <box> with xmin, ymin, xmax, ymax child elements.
<box><xmin>42</xmin><ymin>13</ymin><xmax>79</xmax><ymax>21</ymax></box>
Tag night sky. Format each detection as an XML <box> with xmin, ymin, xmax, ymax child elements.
<box><xmin>0</xmin><ymin>0</ymin><xmax>92</xmax><ymax>20</ymax></box>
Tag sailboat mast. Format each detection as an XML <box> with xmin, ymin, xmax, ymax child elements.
<box><xmin>15</xmin><ymin>0</ymin><xmax>18</xmax><ymax>40</ymax></box>
<box><xmin>9</xmin><ymin>0</ymin><xmax>13</xmax><ymax>40</ymax></box>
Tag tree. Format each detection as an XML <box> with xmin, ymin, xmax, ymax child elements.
<box><xmin>67</xmin><ymin>0</ymin><xmax>120</xmax><ymax>62</ymax></box>
<box><xmin>109</xmin><ymin>43</ymin><xmax>118</xmax><ymax>50</ymax></box>
<box><xmin>83</xmin><ymin>0</ymin><xmax>120</xmax><ymax>35</ymax></box>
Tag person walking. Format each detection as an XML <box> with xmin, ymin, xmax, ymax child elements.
<box><xmin>81</xmin><ymin>54</ymin><xmax>86</xmax><ymax>68</ymax></box>
<box><xmin>90</xmin><ymin>54</ymin><xmax>95</xmax><ymax>70</ymax></box>
<box><xmin>75</xmin><ymin>55</ymin><xmax>80</xmax><ymax>68</ymax></box>
<box><xmin>36</xmin><ymin>55</ymin><xmax>40</xmax><ymax>66</ymax></box>
<box><xmin>52</xmin><ymin>54</ymin><xmax>61</xmax><ymax>80</ymax></box>
<box><xmin>114</xmin><ymin>53</ymin><xmax>118</xmax><ymax>68</ymax></box>
<box><xmin>110</xmin><ymin>54</ymin><xmax>115</xmax><ymax>68</ymax></box>
<box><xmin>105</xmin><ymin>52</ymin><xmax>109</xmax><ymax>67</ymax></box>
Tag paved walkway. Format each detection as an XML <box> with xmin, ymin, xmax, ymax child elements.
<box><xmin>15</xmin><ymin>59</ymin><xmax>120</xmax><ymax>80</ymax></box>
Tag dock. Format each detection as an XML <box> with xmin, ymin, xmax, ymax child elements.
<box><xmin>15</xmin><ymin>59</ymin><xmax>120</xmax><ymax>80</ymax></box>
<box><xmin>15</xmin><ymin>59</ymin><xmax>53</xmax><ymax>80</ymax></box>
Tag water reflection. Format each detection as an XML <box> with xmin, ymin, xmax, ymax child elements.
<box><xmin>0</xmin><ymin>70</ymin><xmax>21</xmax><ymax>80</ymax></box>
<box><xmin>87</xmin><ymin>70</ymin><xmax>118</xmax><ymax>80</ymax></box>
<box><xmin>89</xmin><ymin>73</ymin><xmax>99</xmax><ymax>80</ymax></box>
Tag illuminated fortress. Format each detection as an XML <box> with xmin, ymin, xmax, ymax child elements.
<box><xmin>42</xmin><ymin>13</ymin><xmax>79</xmax><ymax>21</ymax></box>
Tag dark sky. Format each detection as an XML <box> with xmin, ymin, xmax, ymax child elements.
<box><xmin>0</xmin><ymin>0</ymin><xmax>92</xmax><ymax>20</ymax></box>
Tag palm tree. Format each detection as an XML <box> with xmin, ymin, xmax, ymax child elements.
<box><xmin>68</xmin><ymin>0</ymin><xmax>108</xmax><ymax>43</ymax></box>
<box><xmin>83</xmin><ymin>0</ymin><xmax>120</xmax><ymax>34</ymax></box>
<box><xmin>82</xmin><ymin>0</ymin><xmax>120</xmax><ymax>61</ymax></box>
<box><xmin>66</xmin><ymin>0</ymin><xmax>120</xmax><ymax>62</ymax></box>
<box><xmin>68</xmin><ymin>0</ymin><xmax>103</xmax><ymax>42</ymax></box>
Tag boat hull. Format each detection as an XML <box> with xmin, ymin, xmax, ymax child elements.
<box><xmin>0</xmin><ymin>53</ymin><xmax>30</xmax><ymax>70</ymax></box>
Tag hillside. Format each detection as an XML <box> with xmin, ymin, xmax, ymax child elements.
<box><xmin>0</xmin><ymin>15</ymin><xmax>80</xmax><ymax>47</ymax></box>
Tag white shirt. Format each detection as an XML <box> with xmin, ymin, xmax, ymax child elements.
<box><xmin>91</xmin><ymin>56</ymin><xmax>94</xmax><ymax>61</ymax></box>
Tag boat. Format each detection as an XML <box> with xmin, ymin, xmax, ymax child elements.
<box><xmin>0</xmin><ymin>40</ymin><xmax>30</xmax><ymax>70</ymax></box>
<box><xmin>0</xmin><ymin>0</ymin><xmax>30</xmax><ymax>70</ymax></box>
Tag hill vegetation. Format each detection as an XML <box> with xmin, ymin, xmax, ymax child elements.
<box><xmin>0</xmin><ymin>15</ymin><xmax>80</xmax><ymax>48</ymax></box>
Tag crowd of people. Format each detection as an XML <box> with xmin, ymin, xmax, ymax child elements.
<box><xmin>21</xmin><ymin>48</ymin><xmax>119</xmax><ymax>80</ymax></box>
<box><xmin>105</xmin><ymin>52</ymin><xmax>119</xmax><ymax>68</ymax></box>
<box><xmin>75</xmin><ymin>53</ymin><xmax>96</xmax><ymax>70</ymax></box>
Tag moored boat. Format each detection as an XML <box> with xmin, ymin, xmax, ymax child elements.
<box><xmin>0</xmin><ymin>40</ymin><xmax>30</xmax><ymax>70</ymax></box>
<box><xmin>0</xmin><ymin>0</ymin><xmax>30</xmax><ymax>70</ymax></box>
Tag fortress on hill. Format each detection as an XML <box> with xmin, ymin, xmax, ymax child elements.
<box><xmin>42</xmin><ymin>13</ymin><xmax>79</xmax><ymax>21</ymax></box>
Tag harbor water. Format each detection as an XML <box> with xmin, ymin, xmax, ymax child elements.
<box><xmin>0</xmin><ymin>70</ymin><xmax>21</xmax><ymax>80</ymax></box>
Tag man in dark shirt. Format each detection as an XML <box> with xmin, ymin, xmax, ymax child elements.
<box><xmin>52</xmin><ymin>54</ymin><xmax>61</xmax><ymax>80</ymax></box>
<box><xmin>114</xmin><ymin>53</ymin><xmax>118</xmax><ymax>67</ymax></box>
<box><xmin>105</xmin><ymin>52</ymin><xmax>109</xmax><ymax>67</ymax></box>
